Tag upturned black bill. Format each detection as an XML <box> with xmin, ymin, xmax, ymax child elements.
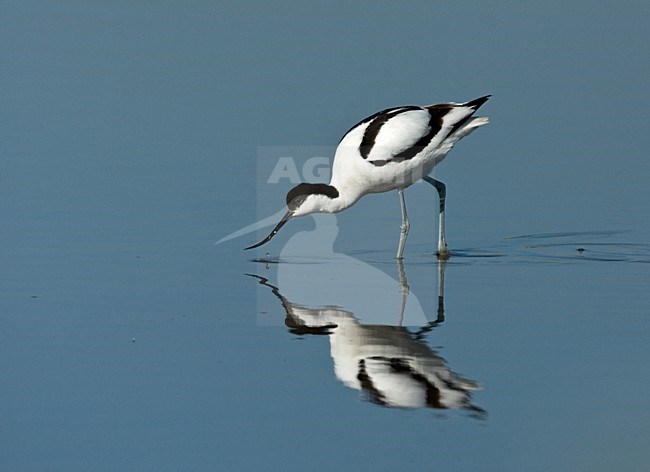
<box><xmin>244</xmin><ymin>210</ymin><xmax>293</xmax><ymax>250</ymax></box>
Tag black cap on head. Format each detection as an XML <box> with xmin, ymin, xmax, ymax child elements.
<box><xmin>286</xmin><ymin>183</ymin><xmax>339</xmax><ymax>210</ymax></box>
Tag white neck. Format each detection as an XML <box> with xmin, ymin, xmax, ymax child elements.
<box><xmin>324</xmin><ymin>179</ymin><xmax>366</xmax><ymax>213</ymax></box>
<box><xmin>323</xmin><ymin>184</ymin><xmax>365</xmax><ymax>213</ymax></box>
<box><xmin>292</xmin><ymin>184</ymin><xmax>363</xmax><ymax>217</ymax></box>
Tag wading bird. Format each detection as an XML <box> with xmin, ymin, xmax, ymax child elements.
<box><xmin>246</xmin><ymin>96</ymin><xmax>490</xmax><ymax>259</ymax></box>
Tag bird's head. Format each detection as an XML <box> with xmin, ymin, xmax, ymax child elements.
<box><xmin>245</xmin><ymin>183</ymin><xmax>339</xmax><ymax>250</ymax></box>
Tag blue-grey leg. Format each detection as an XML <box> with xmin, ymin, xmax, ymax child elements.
<box><xmin>423</xmin><ymin>176</ymin><xmax>449</xmax><ymax>259</ymax></box>
<box><xmin>413</xmin><ymin>259</ymin><xmax>446</xmax><ymax>339</ymax></box>
<box><xmin>396</xmin><ymin>188</ymin><xmax>410</xmax><ymax>259</ymax></box>
<box><xmin>437</xmin><ymin>259</ymin><xmax>446</xmax><ymax>323</ymax></box>
<box><xmin>395</xmin><ymin>258</ymin><xmax>409</xmax><ymax>326</ymax></box>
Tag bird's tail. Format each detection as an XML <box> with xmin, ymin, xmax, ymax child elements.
<box><xmin>460</xmin><ymin>95</ymin><xmax>490</xmax><ymax>137</ymax></box>
<box><xmin>459</xmin><ymin>116</ymin><xmax>489</xmax><ymax>134</ymax></box>
<box><xmin>437</xmin><ymin>95</ymin><xmax>490</xmax><ymax>141</ymax></box>
<box><xmin>448</xmin><ymin>117</ymin><xmax>489</xmax><ymax>141</ymax></box>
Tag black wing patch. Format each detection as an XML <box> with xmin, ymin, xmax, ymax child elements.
<box><xmin>338</xmin><ymin>106</ymin><xmax>410</xmax><ymax>145</ymax></box>
<box><xmin>391</xmin><ymin>106</ymin><xmax>451</xmax><ymax>162</ymax></box>
<box><xmin>358</xmin><ymin>106</ymin><xmax>421</xmax><ymax>159</ymax></box>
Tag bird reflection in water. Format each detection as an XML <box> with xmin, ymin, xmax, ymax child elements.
<box><xmin>249</xmin><ymin>261</ymin><xmax>484</xmax><ymax>414</ymax></box>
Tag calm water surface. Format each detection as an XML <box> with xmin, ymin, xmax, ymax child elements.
<box><xmin>2</xmin><ymin>2</ymin><xmax>649</xmax><ymax>471</ymax></box>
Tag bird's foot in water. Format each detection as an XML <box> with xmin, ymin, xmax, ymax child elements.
<box><xmin>436</xmin><ymin>245</ymin><xmax>450</xmax><ymax>260</ymax></box>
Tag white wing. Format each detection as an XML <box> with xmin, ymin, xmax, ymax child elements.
<box><xmin>335</xmin><ymin>96</ymin><xmax>490</xmax><ymax>169</ymax></box>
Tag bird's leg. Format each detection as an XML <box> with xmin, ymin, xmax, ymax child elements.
<box><xmin>423</xmin><ymin>176</ymin><xmax>449</xmax><ymax>259</ymax></box>
<box><xmin>412</xmin><ymin>259</ymin><xmax>446</xmax><ymax>341</ymax></box>
<box><xmin>396</xmin><ymin>258</ymin><xmax>409</xmax><ymax>326</ymax></box>
<box><xmin>396</xmin><ymin>189</ymin><xmax>410</xmax><ymax>260</ymax></box>
<box><xmin>396</xmin><ymin>257</ymin><xmax>410</xmax><ymax>294</ymax></box>
<box><xmin>436</xmin><ymin>259</ymin><xmax>446</xmax><ymax>324</ymax></box>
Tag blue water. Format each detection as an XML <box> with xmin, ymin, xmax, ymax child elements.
<box><xmin>2</xmin><ymin>2</ymin><xmax>649</xmax><ymax>471</ymax></box>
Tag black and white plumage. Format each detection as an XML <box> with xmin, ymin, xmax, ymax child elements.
<box><xmin>246</xmin><ymin>96</ymin><xmax>490</xmax><ymax>258</ymax></box>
